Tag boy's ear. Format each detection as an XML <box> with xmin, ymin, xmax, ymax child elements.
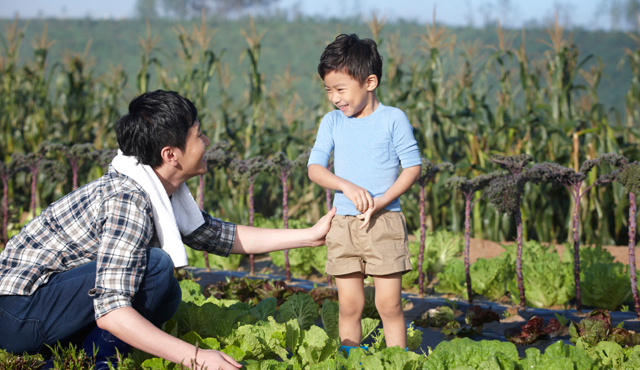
<box><xmin>365</xmin><ymin>74</ymin><xmax>379</xmax><ymax>91</ymax></box>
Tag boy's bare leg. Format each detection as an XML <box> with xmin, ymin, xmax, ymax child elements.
<box><xmin>372</xmin><ymin>273</ymin><xmax>406</xmax><ymax>348</ymax></box>
<box><xmin>334</xmin><ymin>272</ymin><xmax>365</xmax><ymax>346</ymax></box>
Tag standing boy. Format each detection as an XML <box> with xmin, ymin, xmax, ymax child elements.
<box><xmin>308</xmin><ymin>34</ymin><xmax>421</xmax><ymax>349</ymax></box>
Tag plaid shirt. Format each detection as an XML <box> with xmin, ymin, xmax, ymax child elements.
<box><xmin>0</xmin><ymin>166</ymin><xmax>236</xmax><ymax>319</ymax></box>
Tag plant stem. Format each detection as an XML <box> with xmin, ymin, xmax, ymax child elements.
<box><xmin>281</xmin><ymin>173</ymin><xmax>290</xmax><ymax>282</ymax></box>
<box><xmin>70</xmin><ymin>158</ymin><xmax>79</xmax><ymax>191</ymax></box>
<box><xmin>249</xmin><ymin>179</ymin><xmax>255</xmax><ymax>276</ymax></box>
<box><xmin>515</xmin><ymin>199</ymin><xmax>526</xmax><ymax>310</ymax></box>
<box><xmin>629</xmin><ymin>192</ymin><xmax>640</xmax><ymax>320</ymax></box>
<box><xmin>1</xmin><ymin>177</ymin><xmax>8</xmax><ymax>246</ymax></box>
<box><xmin>198</xmin><ymin>174</ymin><xmax>210</xmax><ymax>272</ymax></box>
<box><xmin>573</xmin><ymin>191</ymin><xmax>582</xmax><ymax>313</ymax></box>
<box><xmin>418</xmin><ymin>184</ymin><xmax>426</xmax><ymax>298</ymax></box>
<box><xmin>325</xmin><ymin>181</ymin><xmax>332</xmax><ymax>287</ymax></box>
<box><xmin>30</xmin><ymin>167</ymin><xmax>37</xmax><ymax>219</ymax></box>
<box><xmin>464</xmin><ymin>192</ymin><xmax>473</xmax><ymax>305</ymax></box>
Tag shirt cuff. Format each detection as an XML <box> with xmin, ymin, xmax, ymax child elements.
<box><xmin>93</xmin><ymin>295</ymin><xmax>132</xmax><ymax>320</ymax></box>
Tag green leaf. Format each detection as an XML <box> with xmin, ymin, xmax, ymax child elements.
<box><xmin>277</xmin><ymin>293</ymin><xmax>318</xmax><ymax>330</ymax></box>
<box><xmin>321</xmin><ymin>299</ymin><xmax>340</xmax><ymax>340</ymax></box>
<box><xmin>222</xmin><ymin>345</ymin><xmax>246</xmax><ymax>362</ymax></box>
<box><xmin>407</xmin><ymin>323</ymin><xmax>423</xmax><ymax>351</ymax></box>
<box><xmin>251</xmin><ymin>297</ymin><xmax>277</xmax><ymax>321</ymax></box>
<box><xmin>361</xmin><ymin>318</ymin><xmax>381</xmax><ymax>343</ymax></box>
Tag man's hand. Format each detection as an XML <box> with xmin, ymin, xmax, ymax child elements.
<box><xmin>308</xmin><ymin>206</ymin><xmax>337</xmax><ymax>246</ymax></box>
<box><xmin>341</xmin><ymin>182</ymin><xmax>373</xmax><ymax>213</ymax></box>
<box><xmin>356</xmin><ymin>198</ymin><xmax>380</xmax><ymax>229</ymax></box>
<box><xmin>194</xmin><ymin>350</ymin><xmax>242</xmax><ymax>370</ymax></box>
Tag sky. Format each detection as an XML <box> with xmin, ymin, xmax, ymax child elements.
<box><xmin>0</xmin><ymin>0</ymin><xmax>615</xmax><ymax>30</ymax></box>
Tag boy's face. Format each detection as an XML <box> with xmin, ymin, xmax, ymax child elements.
<box><xmin>323</xmin><ymin>70</ymin><xmax>378</xmax><ymax>119</ymax></box>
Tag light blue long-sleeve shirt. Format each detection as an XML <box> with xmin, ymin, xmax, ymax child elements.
<box><xmin>308</xmin><ymin>103</ymin><xmax>422</xmax><ymax>216</ymax></box>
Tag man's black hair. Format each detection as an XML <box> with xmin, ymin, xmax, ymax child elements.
<box><xmin>116</xmin><ymin>90</ymin><xmax>198</xmax><ymax>168</ymax></box>
<box><xmin>317</xmin><ymin>33</ymin><xmax>383</xmax><ymax>85</ymax></box>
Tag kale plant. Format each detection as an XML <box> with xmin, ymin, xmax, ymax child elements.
<box><xmin>11</xmin><ymin>142</ymin><xmax>49</xmax><ymax>218</ymax></box>
<box><xmin>230</xmin><ymin>155</ymin><xmax>267</xmax><ymax>275</ymax></box>
<box><xmin>416</xmin><ymin>157</ymin><xmax>454</xmax><ymax>297</ymax></box>
<box><xmin>0</xmin><ymin>158</ymin><xmax>24</xmax><ymax>245</ymax></box>
<box><xmin>588</xmin><ymin>154</ymin><xmax>640</xmax><ymax>319</ymax></box>
<box><xmin>46</xmin><ymin>142</ymin><xmax>99</xmax><ymax>190</ymax></box>
<box><xmin>267</xmin><ymin>150</ymin><xmax>311</xmax><ymax>282</ymax></box>
<box><xmin>200</xmin><ymin>140</ymin><xmax>232</xmax><ymax>271</ymax></box>
<box><xmin>485</xmin><ymin>154</ymin><xmax>544</xmax><ymax>309</ymax></box>
<box><xmin>528</xmin><ymin>158</ymin><xmax>615</xmax><ymax>313</ymax></box>
<box><xmin>445</xmin><ymin>170</ymin><xmax>504</xmax><ymax>305</ymax></box>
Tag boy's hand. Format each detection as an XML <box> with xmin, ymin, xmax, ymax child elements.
<box><xmin>356</xmin><ymin>198</ymin><xmax>380</xmax><ymax>229</ymax></box>
<box><xmin>341</xmin><ymin>182</ymin><xmax>374</xmax><ymax>213</ymax></box>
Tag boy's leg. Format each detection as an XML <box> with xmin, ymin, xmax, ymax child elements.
<box><xmin>334</xmin><ymin>272</ymin><xmax>365</xmax><ymax>347</ymax></box>
<box><xmin>372</xmin><ymin>273</ymin><xmax>406</xmax><ymax>348</ymax></box>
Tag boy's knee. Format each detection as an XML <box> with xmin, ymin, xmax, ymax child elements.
<box><xmin>375</xmin><ymin>300</ymin><xmax>402</xmax><ymax>317</ymax></box>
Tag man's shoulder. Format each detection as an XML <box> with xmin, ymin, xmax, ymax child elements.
<box><xmin>84</xmin><ymin>167</ymin><xmax>152</xmax><ymax>208</ymax></box>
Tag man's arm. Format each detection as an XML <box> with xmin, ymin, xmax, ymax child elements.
<box><xmin>97</xmin><ymin>307</ymin><xmax>241</xmax><ymax>370</ymax></box>
<box><xmin>230</xmin><ymin>206</ymin><xmax>336</xmax><ymax>255</ymax></box>
<box><xmin>308</xmin><ymin>164</ymin><xmax>373</xmax><ymax>213</ymax></box>
<box><xmin>356</xmin><ymin>165</ymin><xmax>420</xmax><ymax>228</ymax></box>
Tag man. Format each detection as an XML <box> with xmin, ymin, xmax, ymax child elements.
<box><xmin>0</xmin><ymin>90</ymin><xmax>335</xmax><ymax>370</ymax></box>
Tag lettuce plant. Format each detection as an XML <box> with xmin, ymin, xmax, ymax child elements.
<box><xmin>485</xmin><ymin>154</ymin><xmax>545</xmax><ymax>309</ymax></box>
<box><xmin>445</xmin><ymin>170</ymin><xmax>503</xmax><ymax>305</ymax></box>
<box><xmin>230</xmin><ymin>155</ymin><xmax>267</xmax><ymax>275</ymax></box>
<box><xmin>267</xmin><ymin>150</ymin><xmax>310</xmax><ymax>282</ymax></box>
<box><xmin>531</xmin><ymin>156</ymin><xmax>617</xmax><ymax>313</ymax></box>
<box><xmin>417</xmin><ymin>158</ymin><xmax>454</xmax><ymax>297</ymax></box>
<box><xmin>504</xmin><ymin>316</ymin><xmax>567</xmax><ymax>345</ymax></box>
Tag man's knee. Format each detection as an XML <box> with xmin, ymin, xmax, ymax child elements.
<box><xmin>146</xmin><ymin>248</ymin><xmax>175</xmax><ymax>277</ymax></box>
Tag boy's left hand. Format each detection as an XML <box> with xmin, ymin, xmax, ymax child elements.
<box><xmin>356</xmin><ymin>198</ymin><xmax>379</xmax><ymax>229</ymax></box>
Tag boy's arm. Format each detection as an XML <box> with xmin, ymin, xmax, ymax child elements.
<box><xmin>308</xmin><ymin>164</ymin><xmax>373</xmax><ymax>213</ymax></box>
<box><xmin>356</xmin><ymin>165</ymin><xmax>420</xmax><ymax>228</ymax></box>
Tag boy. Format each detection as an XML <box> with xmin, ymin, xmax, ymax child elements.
<box><xmin>0</xmin><ymin>90</ymin><xmax>335</xmax><ymax>370</ymax></box>
<box><xmin>308</xmin><ymin>34</ymin><xmax>421</xmax><ymax>349</ymax></box>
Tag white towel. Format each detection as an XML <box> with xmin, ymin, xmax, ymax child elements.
<box><xmin>111</xmin><ymin>150</ymin><xmax>204</xmax><ymax>267</ymax></box>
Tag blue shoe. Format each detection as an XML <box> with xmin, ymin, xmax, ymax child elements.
<box><xmin>82</xmin><ymin>327</ymin><xmax>130</xmax><ymax>370</ymax></box>
<box><xmin>340</xmin><ymin>345</ymin><xmax>369</xmax><ymax>355</ymax></box>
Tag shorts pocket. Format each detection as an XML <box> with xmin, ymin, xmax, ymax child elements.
<box><xmin>371</xmin><ymin>142</ymin><xmax>390</xmax><ymax>164</ymax></box>
<box><xmin>0</xmin><ymin>308</ymin><xmax>45</xmax><ymax>353</ymax></box>
<box><xmin>372</xmin><ymin>212</ymin><xmax>407</xmax><ymax>250</ymax></box>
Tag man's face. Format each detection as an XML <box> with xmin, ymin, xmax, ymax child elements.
<box><xmin>178</xmin><ymin>120</ymin><xmax>210</xmax><ymax>178</ymax></box>
<box><xmin>323</xmin><ymin>70</ymin><xmax>377</xmax><ymax>118</ymax></box>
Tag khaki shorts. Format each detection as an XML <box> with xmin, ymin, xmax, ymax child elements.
<box><xmin>325</xmin><ymin>210</ymin><xmax>412</xmax><ymax>277</ymax></box>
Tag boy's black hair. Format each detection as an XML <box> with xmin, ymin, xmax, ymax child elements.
<box><xmin>318</xmin><ymin>33</ymin><xmax>382</xmax><ymax>85</ymax></box>
<box><xmin>116</xmin><ymin>90</ymin><xmax>198</xmax><ymax>168</ymax></box>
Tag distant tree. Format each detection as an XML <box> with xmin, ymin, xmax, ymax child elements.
<box><xmin>136</xmin><ymin>0</ymin><xmax>159</xmax><ymax>18</ymax></box>
<box><xmin>267</xmin><ymin>149</ymin><xmax>310</xmax><ymax>282</ymax></box>
<box><xmin>445</xmin><ymin>170</ymin><xmax>504</xmax><ymax>305</ymax></box>
<box><xmin>417</xmin><ymin>158</ymin><xmax>454</xmax><ymax>297</ymax></box>
<box><xmin>229</xmin><ymin>155</ymin><xmax>267</xmax><ymax>275</ymax></box>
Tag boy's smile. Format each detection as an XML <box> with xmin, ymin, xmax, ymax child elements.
<box><xmin>324</xmin><ymin>70</ymin><xmax>378</xmax><ymax>119</ymax></box>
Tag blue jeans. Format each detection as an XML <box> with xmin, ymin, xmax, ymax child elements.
<box><xmin>0</xmin><ymin>248</ymin><xmax>182</xmax><ymax>354</ymax></box>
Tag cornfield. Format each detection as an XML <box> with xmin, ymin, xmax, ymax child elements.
<box><xmin>1</xmin><ymin>14</ymin><xmax>639</xmax><ymax>248</ymax></box>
